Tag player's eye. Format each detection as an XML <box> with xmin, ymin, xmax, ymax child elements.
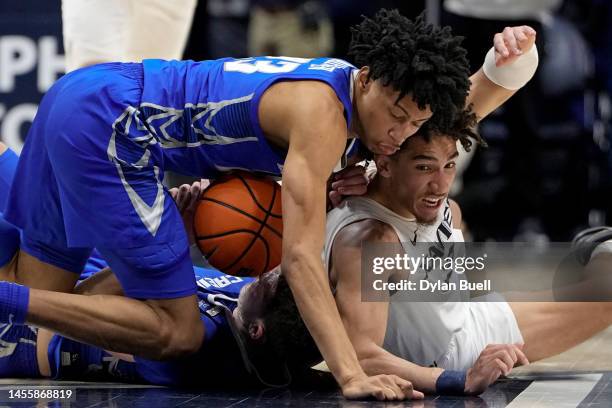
<box><xmin>445</xmin><ymin>162</ymin><xmax>456</xmax><ymax>169</ymax></box>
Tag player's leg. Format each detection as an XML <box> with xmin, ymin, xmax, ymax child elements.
<box><xmin>509</xmin><ymin>301</ymin><xmax>612</xmax><ymax>361</ymax></box>
<box><xmin>128</xmin><ymin>0</ymin><xmax>196</xmax><ymax>61</ymax></box>
<box><xmin>61</xmin><ymin>0</ymin><xmax>130</xmax><ymax>72</ymax></box>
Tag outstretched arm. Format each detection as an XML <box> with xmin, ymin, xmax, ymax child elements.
<box><xmin>468</xmin><ymin>25</ymin><xmax>538</xmax><ymax>121</ymax></box>
<box><xmin>258</xmin><ymin>80</ymin><xmax>416</xmax><ymax>401</ymax></box>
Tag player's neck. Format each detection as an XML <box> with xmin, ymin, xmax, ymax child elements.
<box><xmin>367</xmin><ymin>176</ymin><xmax>416</xmax><ymax>219</ymax></box>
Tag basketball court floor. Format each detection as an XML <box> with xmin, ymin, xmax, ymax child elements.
<box><xmin>1</xmin><ymin>327</ymin><xmax>611</xmax><ymax>407</ymax></box>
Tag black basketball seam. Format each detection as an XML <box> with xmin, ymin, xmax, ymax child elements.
<box><xmin>221</xmin><ymin>176</ymin><xmax>278</xmax><ymax>272</ymax></box>
<box><xmin>197</xmin><ymin>229</ymin><xmax>260</xmax><ymax>272</ymax></box>
<box><xmin>196</xmin><ymin>229</ymin><xmax>260</xmax><ymax>240</ymax></box>
<box><xmin>236</xmin><ymin>173</ymin><xmax>282</xmax><ymax>219</ymax></box>
<box><xmin>199</xmin><ymin>197</ymin><xmax>282</xmax><ymax>238</ymax></box>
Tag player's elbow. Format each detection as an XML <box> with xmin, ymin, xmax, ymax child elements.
<box><xmin>155</xmin><ymin>324</ymin><xmax>203</xmax><ymax>360</ymax></box>
<box><xmin>147</xmin><ymin>308</ymin><xmax>204</xmax><ymax>360</ymax></box>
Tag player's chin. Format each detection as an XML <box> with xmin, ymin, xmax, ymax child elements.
<box><xmin>415</xmin><ymin>203</ymin><xmax>441</xmax><ymax>224</ymax></box>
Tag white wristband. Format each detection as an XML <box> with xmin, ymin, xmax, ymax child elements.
<box><xmin>482</xmin><ymin>44</ymin><xmax>539</xmax><ymax>90</ymax></box>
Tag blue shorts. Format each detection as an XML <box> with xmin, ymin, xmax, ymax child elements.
<box><xmin>4</xmin><ymin>63</ymin><xmax>196</xmax><ymax>299</ymax></box>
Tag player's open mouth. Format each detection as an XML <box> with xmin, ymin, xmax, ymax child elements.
<box><xmin>422</xmin><ymin>197</ymin><xmax>444</xmax><ymax>208</ymax></box>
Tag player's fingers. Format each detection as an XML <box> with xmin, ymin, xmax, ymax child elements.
<box><xmin>514</xmin><ymin>345</ymin><xmax>530</xmax><ymax>366</ymax></box>
<box><xmin>335</xmin><ymin>184</ymin><xmax>368</xmax><ymax>197</ymax></box>
<box><xmin>493</xmin><ymin>33</ymin><xmax>508</xmax><ymax>65</ymax></box>
<box><xmin>169</xmin><ymin>187</ymin><xmax>179</xmax><ymax>200</ymax></box>
<box><xmin>412</xmin><ymin>390</ymin><xmax>425</xmax><ymax>400</ymax></box>
<box><xmin>329</xmin><ymin>190</ymin><xmax>342</xmax><ymax>208</ymax></box>
<box><xmin>392</xmin><ymin>375</ymin><xmax>413</xmax><ymax>399</ymax></box>
<box><xmin>502</xmin><ymin>344</ymin><xmax>518</xmax><ymax>364</ymax></box>
<box><xmin>372</xmin><ymin>388</ymin><xmax>385</xmax><ymax>401</ymax></box>
<box><xmin>494</xmin><ymin>357</ymin><xmax>511</xmax><ymax>376</ymax></box>
<box><xmin>503</xmin><ymin>26</ymin><xmax>521</xmax><ymax>55</ymax></box>
<box><xmin>177</xmin><ymin>184</ymin><xmax>190</xmax><ymax>211</ymax></box>
<box><xmin>334</xmin><ymin>165</ymin><xmax>366</xmax><ymax>179</ymax></box>
<box><xmin>331</xmin><ymin>174</ymin><xmax>368</xmax><ymax>189</ymax></box>
<box><xmin>496</xmin><ymin>350</ymin><xmax>516</xmax><ymax>372</ymax></box>
<box><xmin>513</xmin><ymin>26</ymin><xmax>528</xmax><ymax>43</ymax></box>
<box><xmin>523</xmin><ymin>25</ymin><xmax>536</xmax><ymax>36</ymax></box>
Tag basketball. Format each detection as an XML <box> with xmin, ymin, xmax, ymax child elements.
<box><xmin>193</xmin><ymin>172</ymin><xmax>283</xmax><ymax>277</ymax></box>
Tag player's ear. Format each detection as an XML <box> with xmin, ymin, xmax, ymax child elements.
<box><xmin>358</xmin><ymin>67</ymin><xmax>372</xmax><ymax>90</ymax></box>
<box><xmin>248</xmin><ymin>320</ymin><xmax>265</xmax><ymax>342</ymax></box>
<box><xmin>374</xmin><ymin>154</ymin><xmax>392</xmax><ymax>178</ymax></box>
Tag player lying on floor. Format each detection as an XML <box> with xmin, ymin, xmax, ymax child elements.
<box><xmin>0</xmin><ymin>143</ymin><xmax>419</xmax><ymax>396</ymax></box>
<box><xmin>322</xmin><ymin>117</ymin><xmax>612</xmax><ymax>395</ymax></box>
<box><xmin>0</xmin><ymin>259</ymin><xmax>324</xmax><ymax>389</ymax></box>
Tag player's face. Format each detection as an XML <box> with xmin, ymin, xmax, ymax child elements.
<box><xmin>356</xmin><ymin>74</ymin><xmax>432</xmax><ymax>156</ymax></box>
<box><xmin>390</xmin><ymin>135</ymin><xmax>458</xmax><ymax>223</ymax></box>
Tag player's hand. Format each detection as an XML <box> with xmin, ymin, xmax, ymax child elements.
<box><xmin>464</xmin><ymin>343</ymin><xmax>529</xmax><ymax>395</ymax></box>
<box><xmin>328</xmin><ymin>165</ymin><xmax>369</xmax><ymax>208</ymax></box>
<box><xmin>341</xmin><ymin>373</ymin><xmax>424</xmax><ymax>401</ymax></box>
<box><xmin>493</xmin><ymin>26</ymin><xmax>536</xmax><ymax>67</ymax></box>
<box><xmin>169</xmin><ymin>179</ymin><xmax>210</xmax><ymax>244</ymax></box>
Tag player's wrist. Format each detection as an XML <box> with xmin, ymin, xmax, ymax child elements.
<box><xmin>337</xmin><ymin>366</ymin><xmax>368</xmax><ymax>388</ymax></box>
<box><xmin>436</xmin><ymin>369</ymin><xmax>468</xmax><ymax>395</ymax></box>
<box><xmin>482</xmin><ymin>44</ymin><xmax>538</xmax><ymax>90</ymax></box>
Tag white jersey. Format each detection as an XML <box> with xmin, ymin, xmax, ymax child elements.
<box><xmin>324</xmin><ymin>196</ymin><xmax>523</xmax><ymax>370</ymax></box>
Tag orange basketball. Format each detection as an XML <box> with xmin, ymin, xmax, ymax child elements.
<box><xmin>193</xmin><ymin>172</ymin><xmax>283</xmax><ymax>277</ymax></box>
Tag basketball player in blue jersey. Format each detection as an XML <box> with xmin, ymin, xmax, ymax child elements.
<box><xmin>0</xmin><ymin>9</ymin><xmax>536</xmax><ymax>400</ymax></box>
<box><xmin>0</xmin><ymin>141</ymin><xmax>329</xmax><ymax>390</ymax></box>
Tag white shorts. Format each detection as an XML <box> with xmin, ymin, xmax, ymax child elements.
<box><xmin>437</xmin><ymin>298</ymin><xmax>524</xmax><ymax>370</ymax></box>
<box><xmin>62</xmin><ymin>0</ymin><xmax>197</xmax><ymax>72</ymax></box>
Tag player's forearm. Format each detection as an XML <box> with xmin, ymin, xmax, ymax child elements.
<box><xmin>467</xmin><ymin>69</ymin><xmax>515</xmax><ymax>122</ymax></box>
<box><xmin>282</xmin><ymin>254</ymin><xmax>365</xmax><ymax>385</ymax></box>
<box><xmin>358</xmin><ymin>345</ymin><xmax>443</xmax><ymax>393</ymax></box>
<box><xmin>26</xmin><ymin>288</ymin><xmax>202</xmax><ymax>360</ymax></box>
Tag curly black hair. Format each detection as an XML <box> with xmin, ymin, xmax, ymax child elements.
<box><xmin>349</xmin><ymin>9</ymin><xmax>471</xmax><ymax>131</ymax></box>
<box><xmin>414</xmin><ymin>105</ymin><xmax>487</xmax><ymax>152</ymax></box>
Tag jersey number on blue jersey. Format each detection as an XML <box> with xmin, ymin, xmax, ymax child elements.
<box><xmin>224</xmin><ymin>57</ymin><xmax>312</xmax><ymax>74</ymax></box>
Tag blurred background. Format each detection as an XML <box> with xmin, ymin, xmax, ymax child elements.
<box><xmin>0</xmin><ymin>0</ymin><xmax>610</xmax><ymax>242</ymax></box>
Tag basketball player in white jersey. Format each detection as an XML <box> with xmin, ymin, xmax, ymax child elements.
<box><xmin>324</xmin><ymin>115</ymin><xmax>612</xmax><ymax>395</ymax></box>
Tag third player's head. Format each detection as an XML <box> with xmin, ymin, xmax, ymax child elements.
<box><xmin>348</xmin><ymin>9</ymin><xmax>471</xmax><ymax>156</ymax></box>
<box><xmin>233</xmin><ymin>268</ymin><xmax>321</xmax><ymax>381</ymax></box>
<box><xmin>370</xmin><ymin>109</ymin><xmax>482</xmax><ymax>224</ymax></box>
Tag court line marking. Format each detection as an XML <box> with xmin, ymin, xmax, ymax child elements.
<box><xmin>506</xmin><ymin>373</ymin><xmax>602</xmax><ymax>408</ymax></box>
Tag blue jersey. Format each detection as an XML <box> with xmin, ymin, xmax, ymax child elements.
<box><xmin>193</xmin><ymin>266</ymin><xmax>254</xmax><ymax>342</ymax></box>
<box><xmin>133</xmin><ymin>56</ymin><xmax>359</xmax><ymax>177</ymax></box>
<box><xmin>134</xmin><ymin>267</ymin><xmax>255</xmax><ymax>386</ymax></box>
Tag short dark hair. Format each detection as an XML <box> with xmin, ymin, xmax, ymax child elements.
<box><xmin>348</xmin><ymin>9</ymin><xmax>472</xmax><ymax>132</ymax></box>
<box><xmin>262</xmin><ymin>275</ymin><xmax>322</xmax><ymax>369</ymax></box>
<box><xmin>240</xmin><ymin>274</ymin><xmax>321</xmax><ymax>382</ymax></box>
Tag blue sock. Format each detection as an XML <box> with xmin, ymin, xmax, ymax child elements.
<box><xmin>0</xmin><ymin>323</ymin><xmax>40</xmax><ymax>378</ymax></box>
<box><xmin>0</xmin><ymin>214</ymin><xmax>20</xmax><ymax>267</ymax></box>
<box><xmin>47</xmin><ymin>335</ymin><xmax>142</xmax><ymax>383</ymax></box>
<box><xmin>0</xmin><ymin>282</ymin><xmax>29</xmax><ymax>324</ymax></box>
<box><xmin>0</xmin><ymin>148</ymin><xmax>18</xmax><ymax>212</ymax></box>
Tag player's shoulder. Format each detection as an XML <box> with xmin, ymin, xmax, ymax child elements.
<box><xmin>335</xmin><ymin>218</ymin><xmax>400</xmax><ymax>249</ymax></box>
